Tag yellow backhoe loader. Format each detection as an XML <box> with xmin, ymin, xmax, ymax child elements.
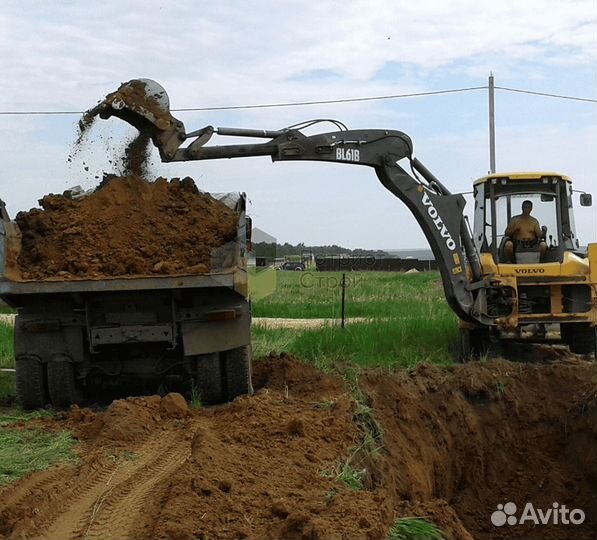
<box><xmin>85</xmin><ymin>79</ymin><xmax>597</xmax><ymax>361</ymax></box>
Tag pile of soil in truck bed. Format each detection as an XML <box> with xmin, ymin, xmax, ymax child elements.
<box><xmin>14</xmin><ymin>175</ymin><xmax>240</xmax><ymax>280</ymax></box>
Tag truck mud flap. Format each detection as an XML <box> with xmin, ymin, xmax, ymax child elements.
<box><xmin>181</xmin><ymin>318</ymin><xmax>250</xmax><ymax>356</ymax></box>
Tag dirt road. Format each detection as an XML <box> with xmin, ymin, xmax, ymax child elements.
<box><xmin>1</xmin><ymin>356</ymin><xmax>595</xmax><ymax>540</ymax></box>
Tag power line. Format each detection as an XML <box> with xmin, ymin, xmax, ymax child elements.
<box><xmin>0</xmin><ymin>84</ymin><xmax>594</xmax><ymax>116</ymax></box>
<box><xmin>172</xmin><ymin>86</ymin><xmax>487</xmax><ymax>111</ymax></box>
<box><xmin>0</xmin><ymin>86</ymin><xmax>486</xmax><ymax>116</ymax></box>
<box><xmin>495</xmin><ymin>86</ymin><xmax>597</xmax><ymax>103</ymax></box>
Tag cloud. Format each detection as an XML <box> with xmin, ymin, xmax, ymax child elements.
<box><xmin>0</xmin><ymin>0</ymin><xmax>595</xmax><ymax>110</ymax></box>
<box><xmin>0</xmin><ymin>0</ymin><xmax>595</xmax><ymax>250</ymax></box>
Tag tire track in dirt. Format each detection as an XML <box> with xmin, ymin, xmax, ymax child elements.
<box><xmin>41</xmin><ymin>427</ymin><xmax>192</xmax><ymax>540</ymax></box>
<box><xmin>80</xmin><ymin>431</ymin><xmax>192</xmax><ymax>540</ymax></box>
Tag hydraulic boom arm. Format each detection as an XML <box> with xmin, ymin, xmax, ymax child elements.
<box><xmin>85</xmin><ymin>79</ymin><xmax>485</xmax><ymax>322</ymax></box>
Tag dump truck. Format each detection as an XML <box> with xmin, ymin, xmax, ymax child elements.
<box><xmin>85</xmin><ymin>79</ymin><xmax>597</xmax><ymax>362</ymax></box>
<box><xmin>0</xmin><ymin>191</ymin><xmax>253</xmax><ymax>409</ymax></box>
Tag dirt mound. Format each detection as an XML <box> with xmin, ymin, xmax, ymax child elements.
<box><xmin>252</xmin><ymin>353</ymin><xmax>345</xmax><ymax>398</ymax></box>
<box><xmin>160</xmin><ymin>392</ymin><xmax>189</xmax><ymax>419</ymax></box>
<box><xmin>15</xmin><ymin>175</ymin><xmax>239</xmax><ymax>280</ymax></box>
<box><xmin>0</xmin><ymin>357</ymin><xmax>595</xmax><ymax>540</ymax></box>
<box><xmin>89</xmin><ymin>396</ymin><xmax>163</xmax><ymax>444</ymax></box>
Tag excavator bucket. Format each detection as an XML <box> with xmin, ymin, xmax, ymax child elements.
<box><xmin>80</xmin><ymin>78</ymin><xmax>173</xmax><ymax>135</ymax></box>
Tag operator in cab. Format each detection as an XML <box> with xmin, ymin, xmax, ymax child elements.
<box><xmin>504</xmin><ymin>200</ymin><xmax>547</xmax><ymax>263</ymax></box>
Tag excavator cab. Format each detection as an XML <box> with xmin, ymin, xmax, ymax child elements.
<box><xmin>469</xmin><ymin>172</ymin><xmax>597</xmax><ymax>356</ymax></box>
<box><xmin>472</xmin><ymin>173</ymin><xmax>587</xmax><ymax>264</ymax></box>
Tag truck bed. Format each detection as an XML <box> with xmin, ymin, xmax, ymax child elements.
<box><xmin>0</xmin><ymin>272</ymin><xmax>235</xmax><ymax>296</ymax></box>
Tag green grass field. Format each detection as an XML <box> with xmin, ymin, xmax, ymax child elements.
<box><xmin>251</xmin><ymin>271</ymin><xmax>457</xmax><ymax>368</ymax></box>
<box><xmin>251</xmin><ymin>270</ymin><xmax>446</xmax><ymax>319</ymax></box>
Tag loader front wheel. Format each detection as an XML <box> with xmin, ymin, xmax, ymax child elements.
<box><xmin>562</xmin><ymin>323</ymin><xmax>596</xmax><ymax>356</ymax></box>
<box><xmin>222</xmin><ymin>345</ymin><xmax>253</xmax><ymax>401</ymax></box>
<box><xmin>47</xmin><ymin>359</ymin><xmax>82</xmax><ymax>408</ymax></box>
<box><xmin>16</xmin><ymin>355</ymin><xmax>47</xmax><ymax>410</ymax></box>
<box><xmin>458</xmin><ymin>327</ymin><xmax>490</xmax><ymax>362</ymax></box>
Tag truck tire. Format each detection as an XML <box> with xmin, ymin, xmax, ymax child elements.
<box><xmin>193</xmin><ymin>353</ymin><xmax>224</xmax><ymax>405</ymax></box>
<box><xmin>222</xmin><ymin>345</ymin><xmax>253</xmax><ymax>401</ymax></box>
<box><xmin>562</xmin><ymin>323</ymin><xmax>596</xmax><ymax>355</ymax></box>
<box><xmin>47</xmin><ymin>359</ymin><xmax>82</xmax><ymax>407</ymax></box>
<box><xmin>16</xmin><ymin>355</ymin><xmax>47</xmax><ymax>410</ymax></box>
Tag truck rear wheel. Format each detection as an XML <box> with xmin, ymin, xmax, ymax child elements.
<box><xmin>222</xmin><ymin>345</ymin><xmax>253</xmax><ymax>401</ymax></box>
<box><xmin>562</xmin><ymin>323</ymin><xmax>596</xmax><ymax>355</ymax></box>
<box><xmin>193</xmin><ymin>353</ymin><xmax>224</xmax><ymax>405</ymax></box>
<box><xmin>47</xmin><ymin>359</ymin><xmax>82</xmax><ymax>407</ymax></box>
<box><xmin>16</xmin><ymin>355</ymin><xmax>47</xmax><ymax>410</ymax></box>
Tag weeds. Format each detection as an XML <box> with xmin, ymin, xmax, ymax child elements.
<box><xmin>387</xmin><ymin>518</ymin><xmax>444</xmax><ymax>540</ymax></box>
<box><xmin>120</xmin><ymin>451</ymin><xmax>137</xmax><ymax>461</ymax></box>
<box><xmin>343</xmin><ymin>366</ymin><xmax>384</xmax><ymax>453</ymax></box>
<box><xmin>312</xmin><ymin>398</ymin><xmax>337</xmax><ymax>410</ymax></box>
<box><xmin>324</xmin><ymin>487</ymin><xmax>338</xmax><ymax>503</ymax></box>
<box><xmin>106</xmin><ymin>450</ymin><xmax>138</xmax><ymax>464</ymax></box>
<box><xmin>322</xmin><ymin>461</ymin><xmax>365</xmax><ymax>491</ymax></box>
<box><xmin>320</xmin><ymin>368</ymin><xmax>384</xmax><ymax>499</ymax></box>
<box><xmin>190</xmin><ymin>382</ymin><xmax>202</xmax><ymax>409</ymax></box>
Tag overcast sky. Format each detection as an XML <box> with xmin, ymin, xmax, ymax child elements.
<box><xmin>0</xmin><ymin>0</ymin><xmax>595</xmax><ymax>249</ymax></box>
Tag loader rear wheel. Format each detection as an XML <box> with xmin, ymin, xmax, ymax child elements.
<box><xmin>16</xmin><ymin>355</ymin><xmax>47</xmax><ymax>410</ymax></box>
<box><xmin>562</xmin><ymin>323</ymin><xmax>596</xmax><ymax>356</ymax></box>
<box><xmin>192</xmin><ymin>353</ymin><xmax>224</xmax><ymax>405</ymax></box>
<box><xmin>222</xmin><ymin>345</ymin><xmax>253</xmax><ymax>401</ymax></box>
<box><xmin>458</xmin><ymin>327</ymin><xmax>490</xmax><ymax>362</ymax></box>
<box><xmin>47</xmin><ymin>359</ymin><xmax>82</xmax><ymax>408</ymax></box>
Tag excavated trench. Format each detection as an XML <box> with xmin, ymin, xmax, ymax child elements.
<box><xmin>362</xmin><ymin>359</ymin><xmax>597</xmax><ymax>540</ymax></box>
<box><xmin>0</xmin><ymin>357</ymin><xmax>595</xmax><ymax>540</ymax></box>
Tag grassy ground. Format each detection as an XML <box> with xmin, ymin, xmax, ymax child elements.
<box><xmin>0</xmin><ymin>408</ymin><xmax>53</xmax><ymax>426</ymax></box>
<box><xmin>252</xmin><ymin>317</ymin><xmax>456</xmax><ymax>369</ymax></box>
<box><xmin>251</xmin><ymin>271</ymin><xmax>457</xmax><ymax>368</ymax></box>
<box><xmin>0</xmin><ymin>428</ymin><xmax>78</xmax><ymax>485</ymax></box>
<box><xmin>251</xmin><ymin>270</ymin><xmax>446</xmax><ymax>319</ymax></box>
<box><xmin>0</xmin><ymin>324</ymin><xmax>78</xmax><ymax>486</ymax></box>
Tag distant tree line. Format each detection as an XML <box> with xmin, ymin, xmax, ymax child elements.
<box><xmin>252</xmin><ymin>241</ymin><xmax>389</xmax><ymax>258</ymax></box>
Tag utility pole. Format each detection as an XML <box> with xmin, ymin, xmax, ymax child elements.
<box><xmin>489</xmin><ymin>73</ymin><xmax>496</xmax><ymax>173</ymax></box>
